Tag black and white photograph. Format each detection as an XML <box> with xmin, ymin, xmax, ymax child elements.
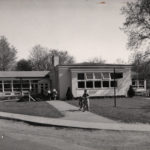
<box><xmin>0</xmin><ymin>0</ymin><xmax>150</xmax><ymax>149</ymax></box>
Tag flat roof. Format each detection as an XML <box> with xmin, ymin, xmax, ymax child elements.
<box><xmin>0</xmin><ymin>71</ymin><xmax>50</xmax><ymax>78</ymax></box>
<box><xmin>58</xmin><ymin>63</ymin><xmax>132</xmax><ymax>67</ymax></box>
<box><xmin>57</xmin><ymin>63</ymin><xmax>132</xmax><ymax>69</ymax></box>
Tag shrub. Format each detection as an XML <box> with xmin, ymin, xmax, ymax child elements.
<box><xmin>127</xmin><ymin>85</ymin><xmax>135</xmax><ymax>97</ymax></box>
<box><xmin>66</xmin><ymin>87</ymin><xmax>73</xmax><ymax>100</ymax></box>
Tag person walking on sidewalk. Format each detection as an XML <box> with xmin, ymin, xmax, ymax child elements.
<box><xmin>78</xmin><ymin>96</ymin><xmax>83</xmax><ymax>111</ymax></box>
<box><xmin>82</xmin><ymin>89</ymin><xmax>90</xmax><ymax>112</ymax></box>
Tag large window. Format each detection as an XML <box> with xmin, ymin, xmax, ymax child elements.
<box><xmin>102</xmin><ymin>72</ymin><xmax>110</xmax><ymax>79</ymax></box>
<box><xmin>94</xmin><ymin>81</ymin><xmax>101</xmax><ymax>88</ymax></box>
<box><xmin>22</xmin><ymin>80</ymin><xmax>29</xmax><ymax>91</ymax></box>
<box><xmin>78</xmin><ymin>73</ymin><xmax>85</xmax><ymax>88</ymax></box>
<box><xmin>86</xmin><ymin>81</ymin><xmax>93</xmax><ymax>88</ymax></box>
<box><xmin>45</xmin><ymin>83</ymin><xmax>48</xmax><ymax>90</ymax></box>
<box><xmin>86</xmin><ymin>73</ymin><xmax>93</xmax><ymax>80</ymax></box>
<box><xmin>110</xmin><ymin>81</ymin><xmax>117</xmax><ymax>87</ymax></box>
<box><xmin>78</xmin><ymin>73</ymin><xmax>85</xmax><ymax>80</ymax></box>
<box><xmin>103</xmin><ymin>81</ymin><xmax>109</xmax><ymax>87</ymax></box>
<box><xmin>110</xmin><ymin>72</ymin><xmax>123</xmax><ymax>79</ymax></box>
<box><xmin>132</xmin><ymin>80</ymin><xmax>145</xmax><ymax>89</ymax></box>
<box><xmin>13</xmin><ymin>80</ymin><xmax>21</xmax><ymax>91</ymax></box>
<box><xmin>77</xmin><ymin>72</ymin><xmax>119</xmax><ymax>89</ymax></box>
<box><xmin>31</xmin><ymin>80</ymin><xmax>38</xmax><ymax>83</ymax></box>
<box><xmin>4</xmin><ymin>80</ymin><xmax>11</xmax><ymax>91</ymax></box>
<box><xmin>139</xmin><ymin>80</ymin><xmax>144</xmax><ymax>88</ymax></box>
<box><xmin>78</xmin><ymin>81</ymin><xmax>85</xmax><ymax>88</ymax></box>
<box><xmin>94</xmin><ymin>73</ymin><xmax>102</xmax><ymax>79</ymax></box>
<box><xmin>31</xmin><ymin>80</ymin><xmax>38</xmax><ymax>93</ymax></box>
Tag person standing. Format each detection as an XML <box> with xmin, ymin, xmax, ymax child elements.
<box><xmin>82</xmin><ymin>89</ymin><xmax>90</xmax><ymax>111</ymax></box>
<box><xmin>47</xmin><ymin>89</ymin><xmax>51</xmax><ymax>101</ymax></box>
<box><xmin>52</xmin><ymin>89</ymin><xmax>57</xmax><ymax>100</ymax></box>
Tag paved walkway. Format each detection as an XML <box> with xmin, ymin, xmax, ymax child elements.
<box><xmin>0</xmin><ymin>100</ymin><xmax>150</xmax><ymax>132</ymax></box>
<box><xmin>47</xmin><ymin>100</ymin><xmax>116</xmax><ymax>123</ymax></box>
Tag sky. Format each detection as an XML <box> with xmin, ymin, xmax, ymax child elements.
<box><xmin>0</xmin><ymin>0</ymin><xmax>131</xmax><ymax>63</ymax></box>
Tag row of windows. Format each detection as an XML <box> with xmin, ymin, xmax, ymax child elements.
<box><xmin>78</xmin><ymin>80</ymin><xmax>117</xmax><ymax>89</ymax></box>
<box><xmin>77</xmin><ymin>73</ymin><xmax>119</xmax><ymax>89</ymax></box>
<box><xmin>0</xmin><ymin>80</ymin><xmax>38</xmax><ymax>84</ymax></box>
<box><xmin>132</xmin><ymin>80</ymin><xmax>145</xmax><ymax>88</ymax></box>
<box><xmin>78</xmin><ymin>72</ymin><xmax>123</xmax><ymax>80</ymax></box>
<box><xmin>0</xmin><ymin>80</ymin><xmax>39</xmax><ymax>92</ymax></box>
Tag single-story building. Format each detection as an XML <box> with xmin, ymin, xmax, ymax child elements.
<box><xmin>0</xmin><ymin>56</ymin><xmax>136</xmax><ymax>99</ymax></box>
<box><xmin>0</xmin><ymin>71</ymin><xmax>50</xmax><ymax>97</ymax></box>
<box><xmin>50</xmin><ymin>56</ymin><xmax>133</xmax><ymax>99</ymax></box>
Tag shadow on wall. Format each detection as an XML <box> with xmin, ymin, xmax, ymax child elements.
<box><xmin>59</xmin><ymin>69</ymin><xmax>71</xmax><ymax>99</ymax></box>
<box><xmin>66</xmin><ymin>87</ymin><xmax>73</xmax><ymax>100</ymax></box>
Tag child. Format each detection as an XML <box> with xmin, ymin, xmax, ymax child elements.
<box><xmin>82</xmin><ymin>89</ymin><xmax>90</xmax><ymax>111</ymax></box>
<box><xmin>47</xmin><ymin>89</ymin><xmax>51</xmax><ymax>101</ymax></box>
<box><xmin>78</xmin><ymin>96</ymin><xmax>83</xmax><ymax>111</ymax></box>
<box><xmin>52</xmin><ymin>89</ymin><xmax>57</xmax><ymax>100</ymax></box>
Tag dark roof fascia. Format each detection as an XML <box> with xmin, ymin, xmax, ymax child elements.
<box><xmin>56</xmin><ymin>64</ymin><xmax>132</xmax><ymax>69</ymax></box>
<box><xmin>0</xmin><ymin>77</ymin><xmax>47</xmax><ymax>79</ymax></box>
<box><xmin>0</xmin><ymin>71</ymin><xmax>50</xmax><ymax>78</ymax></box>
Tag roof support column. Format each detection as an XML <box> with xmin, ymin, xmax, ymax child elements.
<box><xmin>29</xmin><ymin>80</ymin><xmax>32</xmax><ymax>92</ymax></box>
<box><xmin>11</xmin><ymin>80</ymin><xmax>13</xmax><ymax>93</ymax></box>
<box><xmin>2</xmin><ymin>80</ymin><xmax>4</xmax><ymax>93</ymax></box>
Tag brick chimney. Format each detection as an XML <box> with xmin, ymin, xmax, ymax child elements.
<box><xmin>52</xmin><ymin>55</ymin><xmax>59</xmax><ymax>66</ymax></box>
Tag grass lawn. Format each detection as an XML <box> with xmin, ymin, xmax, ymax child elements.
<box><xmin>0</xmin><ymin>101</ymin><xmax>64</xmax><ymax>118</ymax></box>
<box><xmin>1</xmin><ymin>119</ymin><xmax>150</xmax><ymax>150</ymax></box>
<box><xmin>68</xmin><ymin>97</ymin><xmax>150</xmax><ymax>123</ymax></box>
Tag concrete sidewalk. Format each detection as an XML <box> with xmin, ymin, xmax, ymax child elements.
<box><xmin>1</xmin><ymin>111</ymin><xmax>150</xmax><ymax>132</ymax></box>
<box><xmin>0</xmin><ymin>100</ymin><xmax>150</xmax><ymax>132</ymax></box>
<box><xmin>47</xmin><ymin>100</ymin><xmax>116</xmax><ymax>123</ymax></box>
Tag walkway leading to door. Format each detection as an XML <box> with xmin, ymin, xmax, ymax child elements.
<box><xmin>47</xmin><ymin>100</ymin><xmax>116</xmax><ymax>123</ymax></box>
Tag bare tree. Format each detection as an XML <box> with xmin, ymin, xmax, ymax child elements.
<box><xmin>0</xmin><ymin>36</ymin><xmax>17</xmax><ymax>71</ymax></box>
<box><xmin>121</xmin><ymin>0</ymin><xmax>150</xmax><ymax>50</ymax></box>
<box><xmin>129</xmin><ymin>50</ymin><xmax>150</xmax><ymax>79</ymax></box>
<box><xmin>83</xmin><ymin>57</ymin><xmax>106</xmax><ymax>64</ymax></box>
<box><xmin>29</xmin><ymin>45</ymin><xmax>50</xmax><ymax>71</ymax></box>
<box><xmin>29</xmin><ymin>45</ymin><xmax>75</xmax><ymax>71</ymax></box>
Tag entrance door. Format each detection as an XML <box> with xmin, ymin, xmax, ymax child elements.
<box><xmin>31</xmin><ymin>83</ymin><xmax>38</xmax><ymax>94</ymax></box>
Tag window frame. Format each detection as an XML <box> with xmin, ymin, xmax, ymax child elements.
<box><xmin>22</xmin><ymin>80</ymin><xmax>30</xmax><ymax>91</ymax></box>
<box><xmin>86</xmin><ymin>80</ymin><xmax>94</xmax><ymax>88</ymax></box>
<box><xmin>77</xmin><ymin>72</ymin><xmax>118</xmax><ymax>89</ymax></box>
<box><xmin>78</xmin><ymin>81</ymin><xmax>85</xmax><ymax>89</ymax></box>
<box><xmin>94</xmin><ymin>80</ymin><xmax>102</xmax><ymax>88</ymax></box>
<box><xmin>132</xmin><ymin>80</ymin><xmax>145</xmax><ymax>89</ymax></box>
<box><xmin>4</xmin><ymin>80</ymin><xmax>12</xmax><ymax>92</ymax></box>
<box><xmin>13</xmin><ymin>80</ymin><xmax>21</xmax><ymax>91</ymax></box>
<box><xmin>102</xmin><ymin>80</ymin><xmax>110</xmax><ymax>88</ymax></box>
<box><xmin>102</xmin><ymin>72</ymin><xmax>111</xmax><ymax>80</ymax></box>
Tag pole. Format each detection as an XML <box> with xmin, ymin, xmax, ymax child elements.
<box><xmin>114</xmin><ymin>67</ymin><xmax>116</xmax><ymax>107</ymax></box>
<box><xmin>20</xmin><ymin>78</ymin><xmax>23</xmax><ymax>96</ymax></box>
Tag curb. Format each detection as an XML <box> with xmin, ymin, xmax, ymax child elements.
<box><xmin>0</xmin><ymin>112</ymin><xmax>150</xmax><ymax>132</ymax></box>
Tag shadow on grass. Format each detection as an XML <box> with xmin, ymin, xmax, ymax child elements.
<box><xmin>67</xmin><ymin>109</ymin><xmax>80</xmax><ymax>112</ymax></box>
<box><xmin>115</xmin><ymin>106</ymin><xmax>148</xmax><ymax>109</ymax></box>
<box><xmin>0</xmin><ymin>101</ymin><xmax>64</xmax><ymax>118</ymax></box>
